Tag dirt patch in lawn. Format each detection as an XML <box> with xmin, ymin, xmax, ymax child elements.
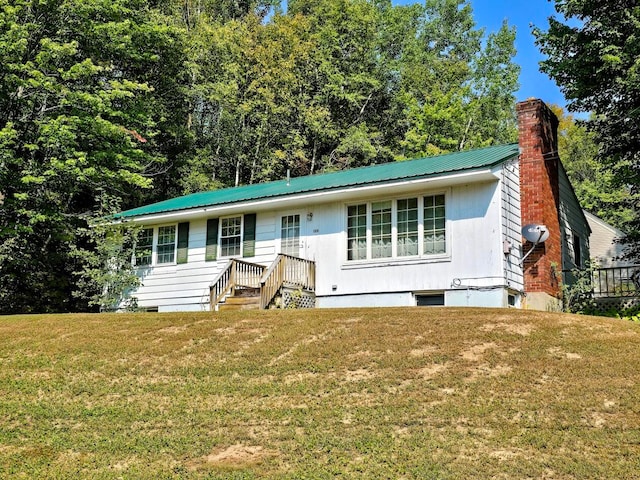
<box><xmin>460</xmin><ymin>342</ymin><xmax>497</xmax><ymax>361</ymax></box>
<box><xmin>480</xmin><ymin>322</ymin><xmax>535</xmax><ymax>336</ymax></box>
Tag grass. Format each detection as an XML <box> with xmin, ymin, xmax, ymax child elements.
<box><xmin>1</xmin><ymin>307</ymin><xmax>640</xmax><ymax>479</ymax></box>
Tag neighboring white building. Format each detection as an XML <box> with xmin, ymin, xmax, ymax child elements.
<box><xmin>584</xmin><ymin>210</ymin><xmax>631</xmax><ymax>267</ymax></box>
<box><xmin>115</xmin><ymin>99</ymin><xmax>590</xmax><ymax>312</ymax></box>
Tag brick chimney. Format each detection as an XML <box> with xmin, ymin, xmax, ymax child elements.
<box><xmin>516</xmin><ymin>99</ymin><xmax>562</xmax><ymax>309</ymax></box>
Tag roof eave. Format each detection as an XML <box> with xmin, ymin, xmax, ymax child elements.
<box><xmin>119</xmin><ymin>166</ymin><xmax>501</xmax><ymax>224</ymax></box>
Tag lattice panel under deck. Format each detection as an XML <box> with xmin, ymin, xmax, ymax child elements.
<box><xmin>282</xmin><ymin>289</ymin><xmax>316</xmax><ymax>309</ymax></box>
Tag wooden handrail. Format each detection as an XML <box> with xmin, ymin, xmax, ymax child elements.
<box><xmin>210</xmin><ymin>259</ymin><xmax>266</xmax><ymax>310</ymax></box>
<box><xmin>210</xmin><ymin>259</ymin><xmax>233</xmax><ymax>309</ymax></box>
<box><xmin>260</xmin><ymin>254</ymin><xmax>316</xmax><ymax>309</ymax></box>
<box><xmin>211</xmin><ymin>255</ymin><xmax>315</xmax><ymax>311</ymax></box>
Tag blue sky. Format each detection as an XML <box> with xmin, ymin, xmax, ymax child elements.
<box><xmin>393</xmin><ymin>0</ymin><xmax>566</xmax><ymax>108</ymax></box>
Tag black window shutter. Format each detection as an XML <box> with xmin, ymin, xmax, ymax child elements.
<box><xmin>243</xmin><ymin>213</ymin><xmax>256</xmax><ymax>258</ymax></box>
<box><xmin>205</xmin><ymin>218</ymin><xmax>219</xmax><ymax>261</ymax></box>
<box><xmin>177</xmin><ymin>222</ymin><xmax>189</xmax><ymax>264</ymax></box>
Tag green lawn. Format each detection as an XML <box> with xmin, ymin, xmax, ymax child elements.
<box><xmin>1</xmin><ymin>308</ymin><xmax>639</xmax><ymax>479</ymax></box>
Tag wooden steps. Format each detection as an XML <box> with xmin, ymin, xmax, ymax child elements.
<box><xmin>218</xmin><ymin>295</ymin><xmax>261</xmax><ymax>311</ymax></box>
<box><xmin>210</xmin><ymin>256</ymin><xmax>316</xmax><ymax>311</ymax></box>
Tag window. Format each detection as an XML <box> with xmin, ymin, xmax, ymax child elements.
<box><xmin>205</xmin><ymin>214</ymin><xmax>256</xmax><ymax>261</ymax></box>
<box><xmin>220</xmin><ymin>216</ymin><xmax>242</xmax><ymax>257</ymax></box>
<box><xmin>372</xmin><ymin>201</ymin><xmax>392</xmax><ymax>258</ymax></box>
<box><xmin>424</xmin><ymin>194</ymin><xmax>446</xmax><ymax>255</ymax></box>
<box><xmin>135</xmin><ymin>227</ymin><xmax>153</xmax><ymax>266</ymax></box>
<box><xmin>281</xmin><ymin>215</ymin><xmax>300</xmax><ymax>256</ymax></box>
<box><xmin>132</xmin><ymin>222</ymin><xmax>189</xmax><ymax>266</ymax></box>
<box><xmin>572</xmin><ymin>232</ymin><xmax>582</xmax><ymax>268</ymax></box>
<box><xmin>416</xmin><ymin>293</ymin><xmax>445</xmax><ymax>306</ymax></box>
<box><xmin>346</xmin><ymin>194</ymin><xmax>447</xmax><ymax>262</ymax></box>
<box><xmin>397</xmin><ymin>198</ymin><xmax>418</xmax><ymax>257</ymax></box>
<box><xmin>348</xmin><ymin>205</ymin><xmax>367</xmax><ymax>261</ymax></box>
<box><xmin>157</xmin><ymin>225</ymin><xmax>176</xmax><ymax>264</ymax></box>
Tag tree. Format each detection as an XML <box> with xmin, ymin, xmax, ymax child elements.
<box><xmin>550</xmin><ymin>105</ymin><xmax>633</xmax><ymax>229</ymax></box>
<box><xmin>71</xmin><ymin>194</ymin><xmax>143</xmax><ymax>312</ymax></box>
<box><xmin>390</xmin><ymin>1</ymin><xmax>519</xmax><ymax>157</ymax></box>
<box><xmin>0</xmin><ymin>0</ymin><xmax>522</xmax><ymax>313</ymax></box>
<box><xmin>0</xmin><ymin>0</ymin><xmax>187</xmax><ymax>313</ymax></box>
<box><xmin>535</xmin><ymin>1</ymin><xmax>640</xmax><ymax>260</ymax></box>
<box><xmin>467</xmin><ymin>20</ymin><xmax>519</xmax><ymax>148</ymax></box>
<box><xmin>180</xmin><ymin>0</ymin><xmax>521</xmax><ymax>187</ymax></box>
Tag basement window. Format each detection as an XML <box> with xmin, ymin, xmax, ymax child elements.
<box><xmin>416</xmin><ymin>293</ymin><xmax>445</xmax><ymax>306</ymax></box>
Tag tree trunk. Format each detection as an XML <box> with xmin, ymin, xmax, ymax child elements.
<box><xmin>459</xmin><ymin>116</ymin><xmax>473</xmax><ymax>151</ymax></box>
<box><xmin>310</xmin><ymin>138</ymin><xmax>317</xmax><ymax>175</ymax></box>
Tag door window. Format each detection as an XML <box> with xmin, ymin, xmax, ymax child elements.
<box><xmin>281</xmin><ymin>215</ymin><xmax>300</xmax><ymax>256</ymax></box>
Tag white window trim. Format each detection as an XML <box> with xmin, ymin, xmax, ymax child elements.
<box><xmin>132</xmin><ymin>224</ymin><xmax>178</xmax><ymax>267</ymax></box>
<box><xmin>279</xmin><ymin>213</ymin><xmax>302</xmax><ymax>256</ymax></box>
<box><xmin>218</xmin><ymin>214</ymin><xmax>244</xmax><ymax>259</ymax></box>
<box><xmin>133</xmin><ymin>227</ymin><xmax>154</xmax><ymax>267</ymax></box>
<box><xmin>343</xmin><ymin>191</ymin><xmax>450</xmax><ymax>266</ymax></box>
<box><xmin>156</xmin><ymin>224</ymin><xmax>178</xmax><ymax>265</ymax></box>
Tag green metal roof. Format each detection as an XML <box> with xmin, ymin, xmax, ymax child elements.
<box><xmin>116</xmin><ymin>143</ymin><xmax>519</xmax><ymax>219</ymax></box>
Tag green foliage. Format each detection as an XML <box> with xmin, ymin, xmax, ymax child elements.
<box><xmin>71</xmin><ymin>195</ymin><xmax>141</xmax><ymax>312</ymax></box>
<box><xmin>0</xmin><ymin>0</ymin><xmax>188</xmax><ymax>313</ymax></box>
<box><xmin>562</xmin><ymin>261</ymin><xmax>597</xmax><ymax>314</ymax></box>
<box><xmin>618</xmin><ymin>307</ymin><xmax>640</xmax><ymax>323</ymax></box>
<box><xmin>551</xmin><ymin>105</ymin><xmax>633</xmax><ymax>230</ymax></box>
<box><xmin>535</xmin><ymin>1</ymin><xmax>640</xmax><ymax>260</ymax></box>
<box><xmin>595</xmin><ymin>306</ymin><xmax>640</xmax><ymax>323</ymax></box>
<box><xmin>180</xmin><ymin>0</ymin><xmax>520</xmax><ymax>186</ymax></box>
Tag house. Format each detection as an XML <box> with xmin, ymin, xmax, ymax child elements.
<box><xmin>115</xmin><ymin>99</ymin><xmax>590</xmax><ymax>312</ymax></box>
<box><xmin>582</xmin><ymin>211</ymin><xmax>639</xmax><ymax>311</ymax></box>
<box><xmin>584</xmin><ymin>211</ymin><xmax>631</xmax><ymax>268</ymax></box>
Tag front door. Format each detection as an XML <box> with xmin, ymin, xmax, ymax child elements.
<box><xmin>280</xmin><ymin>214</ymin><xmax>302</xmax><ymax>257</ymax></box>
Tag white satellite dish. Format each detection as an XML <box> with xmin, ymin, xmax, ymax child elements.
<box><xmin>522</xmin><ymin>224</ymin><xmax>549</xmax><ymax>243</ymax></box>
<box><xmin>520</xmin><ymin>224</ymin><xmax>550</xmax><ymax>265</ymax></box>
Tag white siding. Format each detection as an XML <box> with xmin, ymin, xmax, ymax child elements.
<box><xmin>132</xmin><ymin>215</ymin><xmax>279</xmax><ymax>312</ymax></box>
<box><xmin>131</xmin><ymin>177</ymin><xmax>516</xmax><ymax>311</ymax></box>
<box><xmin>500</xmin><ymin>158</ymin><xmax>524</xmax><ymax>291</ymax></box>
<box><xmin>585</xmin><ymin>211</ymin><xmax>631</xmax><ymax>267</ymax></box>
<box><xmin>312</xmin><ymin>181</ymin><xmax>509</xmax><ymax>307</ymax></box>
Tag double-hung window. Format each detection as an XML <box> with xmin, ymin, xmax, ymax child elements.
<box><xmin>132</xmin><ymin>222</ymin><xmax>189</xmax><ymax>266</ymax></box>
<box><xmin>205</xmin><ymin>214</ymin><xmax>256</xmax><ymax>261</ymax></box>
<box><xmin>134</xmin><ymin>227</ymin><xmax>154</xmax><ymax>266</ymax></box>
<box><xmin>157</xmin><ymin>225</ymin><xmax>176</xmax><ymax>264</ymax></box>
<box><xmin>423</xmin><ymin>194</ymin><xmax>446</xmax><ymax>255</ymax></box>
<box><xmin>220</xmin><ymin>216</ymin><xmax>242</xmax><ymax>257</ymax></box>
<box><xmin>397</xmin><ymin>198</ymin><xmax>419</xmax><ymax>256</ymax></box>
<box><xmin>347</xmin><ymin>205</ymin><xmax>367</xmax><ymax>261</ymax></box>
<box><xmin>346</xmin><ymin>194</ymin><xmax>446</xmax><ymax>262</ymax></box>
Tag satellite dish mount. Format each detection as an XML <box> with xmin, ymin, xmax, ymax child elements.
<box><xmin>520</xmin><ymin>224</ymin><xmax>549</xmax><ymax>265</ymax></box>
